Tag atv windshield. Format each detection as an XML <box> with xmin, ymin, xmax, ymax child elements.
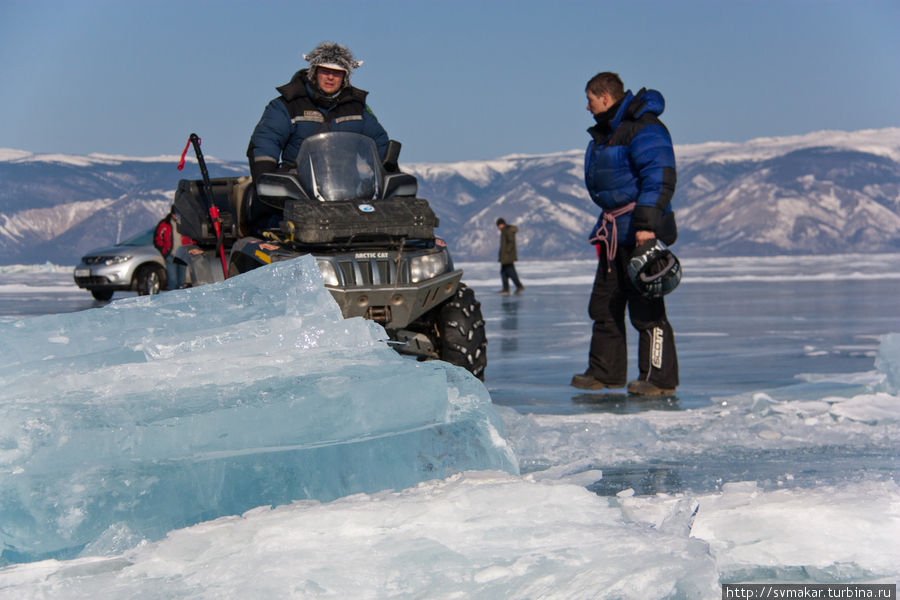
<box><xmin>295</xmin><ymin>132</ymin><xmax>383</xmax><ymax>202</ymax></box>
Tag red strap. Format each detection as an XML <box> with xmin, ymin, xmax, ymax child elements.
<box><xmin>588</xmin><ymin>202</ymin><xmax>636</xmax><ymax>268</ymax></box>
<box><xmin>176</xmin><ymin>136</ymin><xmax>198</xmax><ymax>171</ymax></box>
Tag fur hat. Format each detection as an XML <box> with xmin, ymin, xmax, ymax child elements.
<box><xmin>304</xmin><ymin>41</ymin><xmax>362</xmax><ymax>87</ymax></box>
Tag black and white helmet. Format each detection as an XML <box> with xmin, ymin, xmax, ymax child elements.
<box><xmin>626</xmin><ymin>240</ymin><xmax>682</xmax><ymax>298</ymax></box>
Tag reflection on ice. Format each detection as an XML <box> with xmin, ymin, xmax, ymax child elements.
<box><xmin>0</xmin><ymin>256</ymin><xmax>516</xmax><ymax>564</ymax></box>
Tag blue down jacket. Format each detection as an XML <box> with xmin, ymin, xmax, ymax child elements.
<box><xmin>584</xmin><ymin>88</ymin><xmax>677</xmax><ymax>247</ymax></box>
<box><xmin>247</xmin><ymin>69</ymin><xmax>389</xmax><ymax>179</ymax></box>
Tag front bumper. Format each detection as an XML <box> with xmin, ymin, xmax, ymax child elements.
<box><xmin>73</xmin><ymin>264</ymin><xmax>135</xmax><ymax>291</ymax></box>
<box><xmin>326</xmin><ymin>269</ymin><xmax>462</xmax><ymax>329</ymax></box>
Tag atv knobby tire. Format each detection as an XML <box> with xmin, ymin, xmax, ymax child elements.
<box><xmin>437</xmin><ymin>284</ymin><xmax>487</xmax><ymax>379</ymax></box>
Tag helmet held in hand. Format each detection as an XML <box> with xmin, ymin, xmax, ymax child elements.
<box><xmin>627</xmin><ymin>239</ymin><xmax>682</xmax><ymax>298</ymax></box>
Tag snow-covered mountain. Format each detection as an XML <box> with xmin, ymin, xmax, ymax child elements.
<box><xmin>407</xmin><ymin>127</ymin><xmax>900</xmax><ymax>259</ymax></box>
<box><xmin>1</xmin><ymin>128</ymin><xmax>898</xmax><ymax>265</ymax></box>
<box><xmin>0</xmin><ymin>151</ymin><xmax>245</xmax><ymax>265</ymax></box>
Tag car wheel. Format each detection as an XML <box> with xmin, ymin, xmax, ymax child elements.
<box><xmin>136</xmin><ymin>264</ymin><xmax>166</xmax><ymax>296</ymax></box>
<box><xmin>90</xmin><ymin>288</ymin><xmax>114</xmax><ymax>302</ymax></box>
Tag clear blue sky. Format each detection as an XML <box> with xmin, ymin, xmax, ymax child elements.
<box><xmin>1</xmin><ymin>0</ymin><xmax>898</xmax><ymax>163</ymax></box>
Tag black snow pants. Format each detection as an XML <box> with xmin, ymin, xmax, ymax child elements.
<box><xmin>500</xmin><ymin>263</ymin><xmax>523</xmax><ymax>291</ymax></box>
<box><xmin>586</xmin><ymin>246</ymin><xmax>679</xmax><ymax>388</ymax></box>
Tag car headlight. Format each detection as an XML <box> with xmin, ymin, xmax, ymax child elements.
<box><xmin>100</xmin><ymin>255</ymin><xmax>132</xmax><ymax>266</ymax></box>
<box><xmin>317</xmin><ymin>259</ymin><xmax>339</xmax><ymax>286</ymax></box>
<box><xmin>410</xmin><ymin>251</ymin><xmax>448</xmax><ymax>283</ymax></box>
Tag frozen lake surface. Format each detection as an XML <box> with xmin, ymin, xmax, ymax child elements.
<box><xmin>462</xmin><ymin>256</ymin><xmax>900</xmax><ymax>496</ymax></box>
<box><xmin>0</xmin><ymin>255</ymin><xmax>898</xmax><ymax>597</ymax></box>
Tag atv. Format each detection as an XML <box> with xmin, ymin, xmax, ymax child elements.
<box><xmin>171</xmin><ymin>132</ymin><xmax>487</xmax><ymax>379</ymax></box>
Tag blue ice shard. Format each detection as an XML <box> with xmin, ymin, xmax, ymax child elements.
<box><xmin>0</xmin><ymin>256</ymin><xmax>517</xmax><ymax>563</ymax></box>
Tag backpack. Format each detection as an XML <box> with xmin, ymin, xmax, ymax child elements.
<box><xmin>153</xmin><ymin>214</ymin><xmax>174</xmax><ymax>257</ymax></box>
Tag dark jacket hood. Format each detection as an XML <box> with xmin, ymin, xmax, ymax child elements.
<box><xmin>609</xmin><ymin>88</ymin><xmax>666</xmax><ymax>130</ymax></box>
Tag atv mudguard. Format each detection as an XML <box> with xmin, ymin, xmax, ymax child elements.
<box><xmin>175</xmin><ymin>244</ymin><xmax>227</xmax><ymax>285</ymax></box>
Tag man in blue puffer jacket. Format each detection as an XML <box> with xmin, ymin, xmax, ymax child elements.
<box><xmin>571</xmin><ymin>72</ymin><xmax>679</xmax><ymax>395</ymax></box>
<box><xmin>246</xmin><ymin>41</ymin><xmax>390</xmax><ymax>233</ymax></box>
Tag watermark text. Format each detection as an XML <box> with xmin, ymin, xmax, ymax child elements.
<box><xmin>722</xmin><ymin>584</ymin><xmax>896</xmax><ymax>599</ymax></box>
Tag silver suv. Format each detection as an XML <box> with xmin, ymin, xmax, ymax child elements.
<box><xmin>73</xmin><ymin>229</ymin><xmax>167</xmax><ymax>301</ymax></box>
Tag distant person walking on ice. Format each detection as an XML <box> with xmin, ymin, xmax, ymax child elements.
<box><xmin>496</xmin><ymin>218</ymin><xmax>524</xmax><ymax>295</ymax></box>
<box><xmin>570</xmin><ymin>72</ymin><xmax>680</xmax><ymax>396</ymax></box>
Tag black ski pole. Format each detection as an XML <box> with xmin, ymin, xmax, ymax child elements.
<box><xmin>186</xmin><ymin>133</ymin><xmax>228</xmax><ymax>279</ymax></box>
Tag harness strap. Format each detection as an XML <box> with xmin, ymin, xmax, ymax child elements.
<box><xmin>588</xmin><ymin>202</ymin><xmax>636</xmax><ymax>267</ymax></box>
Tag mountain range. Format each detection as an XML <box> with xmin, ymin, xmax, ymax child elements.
<box><xmin>1</xmin><ymin>128</ymin><xmax>898</xmax><ymax>265</ymax></box>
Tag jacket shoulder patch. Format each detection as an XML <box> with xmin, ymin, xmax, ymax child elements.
<box><xmin>292</xmin><ymin>110</ymin><xmax>324</xmax><ymax>123</ymax></box>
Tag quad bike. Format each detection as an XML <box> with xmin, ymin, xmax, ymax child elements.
<box><xmin>172</xmin><ymin>132</ymin><xmax>487</xmax><ymax>379</ymax></box>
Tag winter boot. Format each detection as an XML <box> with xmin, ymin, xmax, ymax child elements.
<box><xmin>571</xmin><ymin>373</ymin><xmax>622</xmax><ymax>390</ymax></box>
<box><xmin>627</xmin><ymin>380</ymin><xmax>676</xmax><ymax>396</ymax></box>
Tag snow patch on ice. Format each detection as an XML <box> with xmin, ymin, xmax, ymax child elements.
<box><xmin>0</xmin><ymin>472</ymin><xmax>720</xmax><ymax>599</ymax></box>
<box><xmin>502</xmin><ymin>331</ymin><xmax>900</xmax><ymax>471</ymax></box>
<box><xmin>617</xmin><ymin>479</ymin><xmax>900</xmax><ymax>582</ymax></box>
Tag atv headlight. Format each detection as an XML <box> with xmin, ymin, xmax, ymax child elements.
<box><xmin>410</xmin><ymin>252</ymin><xmax>448</xmax><ymax>283</ymax></box>
<box><xmin>316</xmin><ymin>259</ymin><xmax>339</xmax><ymax>286</ymax></box>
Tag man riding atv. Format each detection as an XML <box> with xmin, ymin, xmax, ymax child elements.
<box><xmin>246</xmin><ymin>41</ymin><xmax>390</xmax><ymax>235</ymax></box>
<box><xmin>170</xmin><ymin>42</ymin><xmax>488</xmax><ymax>378</ymax></box>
